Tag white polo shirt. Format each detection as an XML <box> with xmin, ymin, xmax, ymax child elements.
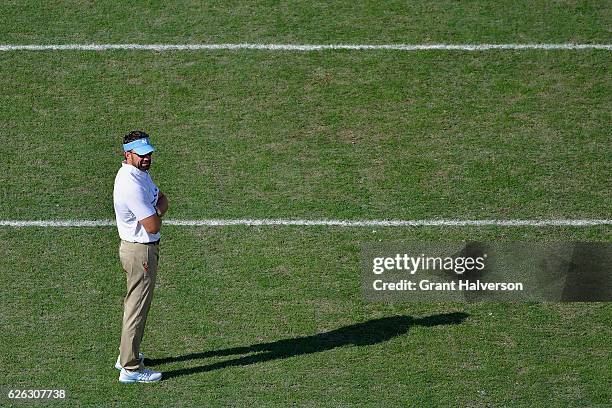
<box><xmin>113</xmin><ymin>162</ymin><xmax>160</xmax><ymax>243</ymax></box>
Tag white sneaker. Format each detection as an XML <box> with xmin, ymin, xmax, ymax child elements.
<box><xmin>115</xmin><ymin>352</ymin><xmax>144</xmax><ymax>370</ymax></box>
<box><xmin>119</xmin><ymin>368</ymin><xmax>162</xmax><ymax>383</ymax></box>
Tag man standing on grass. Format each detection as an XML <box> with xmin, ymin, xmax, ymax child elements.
<box><xmin>113</xmin><ymin>130</ymin><xmax>168</xmax><ymax>383</ymax></box>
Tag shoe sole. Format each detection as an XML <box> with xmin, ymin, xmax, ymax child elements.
<box><xmin>119</xmin><ymin>377</ymin><xmax>161</xmax><ymax>384</ymax></box>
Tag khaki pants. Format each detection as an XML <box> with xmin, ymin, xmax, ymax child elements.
<box><xmin>118</xmin><ymin>240</ymin><xmax>159</xmax><ymax>370</ymax></box>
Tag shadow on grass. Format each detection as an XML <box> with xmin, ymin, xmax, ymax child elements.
<box><xmin>149</xmin><ymin>312</ymin><xmax>468</xmax><ymax>380</ymax></box>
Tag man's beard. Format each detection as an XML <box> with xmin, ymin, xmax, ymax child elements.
<box><xmin>138</xmin><ymin>160</ymin><xmax>151</xmax><ymax>171</ymax></box>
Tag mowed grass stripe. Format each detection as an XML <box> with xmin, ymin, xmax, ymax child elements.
<box><xmin>1</xmin><ymin>0</ymin><xmax>609</xmax><ymax>44</ymax></box>
<box><xmin>0</xmin><ymin>51</ymin><xmax>609</xmax><ymax>221</ymax></box>
<box><xmin>1</xmin><ymin>226</ymin><xmax>610</xmax><ymax>405</ymax></box>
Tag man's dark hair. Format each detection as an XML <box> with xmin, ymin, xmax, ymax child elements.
<box><xmin>123</xmin><ymin>130</ymin><xmax>150</xmax><ymax>144</ymax></box>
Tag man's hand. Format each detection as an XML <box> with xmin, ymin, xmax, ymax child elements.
<box><xmin>156</xmin><ymin>192</ymin><xmax>169</xmax><ymax>216</ymax></box>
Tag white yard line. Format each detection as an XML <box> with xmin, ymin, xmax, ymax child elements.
<box><xmin>0</xmin><ymin>219</ymin><xmax>610</xmax><ymax>227</ymax></box>
<box><xmin>0</xmin><ymin>43</ymin><xmax>611</xmax><ymax>52</ymax></box>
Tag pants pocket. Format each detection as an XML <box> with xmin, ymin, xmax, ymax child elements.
<box><xmin>143</xmin><ymin>245</ymin><xmax>159</xmax><ymax>279</ymax></box>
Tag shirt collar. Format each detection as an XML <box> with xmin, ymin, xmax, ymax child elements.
<box><xmin>121</xmin><ymin>161</ymin><xmax>148</xmax><ymax>175</ymax></box>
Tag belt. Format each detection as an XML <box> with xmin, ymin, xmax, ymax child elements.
<box><xmin>123</xmin><ymin>239</ymin><xmax>160</xmax><ymax>245</ymax></box>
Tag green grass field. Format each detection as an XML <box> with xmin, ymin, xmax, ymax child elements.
<box><xmin>1</xmin><ymin>1</ymin><xmax>611</xmax><ymax>406</ymax></box>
